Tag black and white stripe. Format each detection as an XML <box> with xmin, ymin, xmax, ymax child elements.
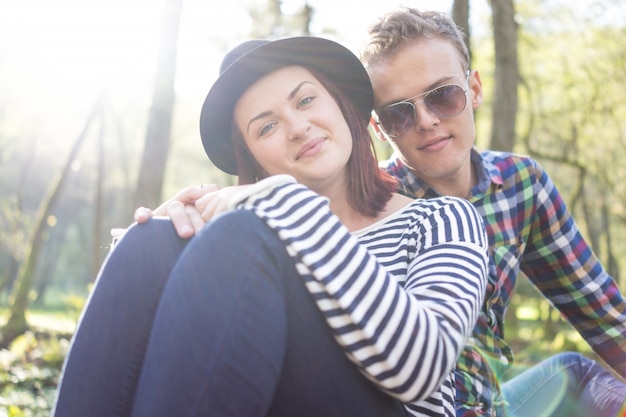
<box><xmin>237</xmin><ymin>179</ymin><xmax>489</xmax><ymax>417</ymax></box>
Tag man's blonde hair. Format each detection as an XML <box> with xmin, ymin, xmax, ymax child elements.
<box><xmin>361</xmin><ymin>8</ymin><xmax>470</xmax><ymax>71</ymax></box>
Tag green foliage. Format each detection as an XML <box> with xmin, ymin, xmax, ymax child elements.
<box><xmin>0</xmin><ymin>331</ymin><xmax>69</xmax><ymax>417</ymax></box>
<box><xmin>473</xmin><ymin>0</ymin><xmax>626</xmax><ymax>286</ymax></box>
<box><xmin>61</xmin><ymin>293</ymin><xmax>87</xmax><ymax>324</ymax></box>
<box><xmin>503</xmin><ymin>279</ymin><xmax>596</xmax><ymax>377</ymax></box>
<box><xmin>517</xmin><ymin>3</ymin><xmax>626</xmax><ymax>283</ymax></box>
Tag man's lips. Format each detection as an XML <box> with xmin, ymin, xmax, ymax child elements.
<box><xmin>296</xmin><ymin>137</ymin><xmax>326</xmax><ymax>160</ymax></box>
<box><xmin>418</xmin><ymin>135</ymin><xmax>452</xmax><ymax>151</ymax></box>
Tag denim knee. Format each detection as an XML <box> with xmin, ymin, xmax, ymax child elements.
<box><xmin>52</xmin><ymin>217</ymin><xmax>188</xmax><ymax>417</ymax></box>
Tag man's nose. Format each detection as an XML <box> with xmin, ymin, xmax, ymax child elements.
<box><xmin>411</xmin><ymin>100</ymin><xmax>440</xmax><ymax>132</ymax></box>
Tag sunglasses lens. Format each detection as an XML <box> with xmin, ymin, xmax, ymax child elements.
<box><xmin>424</xmin><ymin>85</ymin><xmax>467</xmax><ymax>118</ymax></box>
<box><xmin>378</xmin><ymin>103</ymin><xmax>415</xmax><ymax>137</ymax></box>
<box><xmin>377</xmin><ymin>83</ymin><xmax>467</xmax><ymax>137</ymax></box>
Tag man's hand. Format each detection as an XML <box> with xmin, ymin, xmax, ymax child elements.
<box><xmin>195</xmin><ymin>185</ymin><xmax>252</xmax><ymax>221</ymax></box>
<box><xmin>134</xmin><ymin>184</ymin><xmax>219</xmax><ymax>238</ymax></box>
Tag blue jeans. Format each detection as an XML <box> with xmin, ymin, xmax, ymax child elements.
<box><xmin>502</xmin><ymin>351</ymin><xmax>626</xmax><ymax>417</ymax></box>
<box><xmin>51</xmin><ymin>211</ymin><xmax>407</xmax><ymax>417</ymax></box>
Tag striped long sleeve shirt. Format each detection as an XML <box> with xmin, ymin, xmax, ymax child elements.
<box><xmin>231</xmin><ymin>175</ymin><xmax>490</xmax><ymax>417</ymax></box>
<box><xmin>382</xmin><ymin>149</ymin><xmax>626</xmax><ymax>416</ymax></box>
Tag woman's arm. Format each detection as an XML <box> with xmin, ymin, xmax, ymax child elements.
<box><xmin>236</xmin><ymin>180</ymin><xmax>489</xmax><ymax>402</ymax></box>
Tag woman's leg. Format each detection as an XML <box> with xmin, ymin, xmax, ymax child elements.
<box><xmin>51</xmin><ymin>219</ymin><xmax>188</xmax><ymax>417</ymax></box>
<box><xmin>131</xmin><ymin>210</ymin><xmax>406</xmax><ymax>417</ymax></box>
<box><xmin>502</xmin><ymin>351</ymin><xmax>626</xmax><ymax>417</ymax></box>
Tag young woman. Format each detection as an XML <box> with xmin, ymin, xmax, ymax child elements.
<box><xmin>51</xmin><ymin>37</ymin><xmax>489</xmax><ymax>417</ymax></box>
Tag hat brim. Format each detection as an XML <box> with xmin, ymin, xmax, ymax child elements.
<box><xmin>199</xmin><ymin>37</ymin><xmax>373</xmax><ymax>175</ymax></box>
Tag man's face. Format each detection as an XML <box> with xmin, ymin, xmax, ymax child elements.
<box><xmin>367</xmin><ymin>37</ymin><xmax>483</xmax><ymax>190</ymax></box>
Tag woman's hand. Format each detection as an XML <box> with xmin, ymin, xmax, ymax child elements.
<box><xmin>134</xmin><ymin>184</ymin><xmax>220</xmax><ymax>238</ymax></box>
<box><xmin>133</xmin><ymin>182</ymin><xmax>260</xmax><ymax>238</ymax></box>
<box><xmin>195</xmin><ymin>185</ymin><xmax>254</xmax><ymax>221</ymax></box>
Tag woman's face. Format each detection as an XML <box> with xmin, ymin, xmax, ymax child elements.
<box><xmin>233</xmin><ymin>65</ymin><xmax>353</xmax><ymax>191</ymax></box>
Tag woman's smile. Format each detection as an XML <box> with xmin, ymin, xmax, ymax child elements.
<box><xmin>296</xmin><ymin>137</ymin><xmax>327</xmax><ymax>160</ymax></box>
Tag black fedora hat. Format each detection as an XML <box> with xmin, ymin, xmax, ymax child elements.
<box><xmin>199</xmin><ymin>36</ymin><xmax>374</xmax><ymax>175</ymax></box>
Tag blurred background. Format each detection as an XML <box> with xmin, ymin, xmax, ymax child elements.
<box><xmin>0</xmin><ymin>0</ymin><xmax>625</xmax><ymax>415</ymax></box>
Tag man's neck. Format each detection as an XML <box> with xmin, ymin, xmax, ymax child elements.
<box><xmin>417</xmin><ymin>160</ymin><xmax>477</xmax><ymax>199</ymax></box>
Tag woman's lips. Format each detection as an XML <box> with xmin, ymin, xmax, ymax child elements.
<box><xmin>296</xmin><ymin>137</ymin><xmax>326</xmax><ymax>160</ymax></box>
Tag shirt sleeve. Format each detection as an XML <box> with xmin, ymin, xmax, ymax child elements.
<box><xmin>235</xmin><ymin>180</ymin><xmax>489</xmax><ymax>402</ymax></box>
<box><xmin>522</xmin><ymin>161</ymin><xmax>626</xmax><ymax>377</ymax></box>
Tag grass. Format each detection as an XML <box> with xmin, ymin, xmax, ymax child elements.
<box><xmin>0</xmin><ymin>302</ymin><xmax>81</xmax><ymax>417</ymax></box>
<box><xmin>0</xmin><ymin>292</ymin><xmax>606</xmax><ymax>416</ymax></box>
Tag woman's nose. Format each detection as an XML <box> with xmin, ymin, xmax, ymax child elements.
<box><xmin>287</xmin><ymin>115</ymin><xmax>311</xmax><ymax>141</ymax></box>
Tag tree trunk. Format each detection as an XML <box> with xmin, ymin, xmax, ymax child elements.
<box><xmin>452</xmin><ymin>0</ymin><xmax>472</xmax><ymax>64</ymax></box>
<box><xmin>133</xmin><ymin>0</ymin><xmax>183</xmax><ymax>210</ymax></box>
<box><xmin>2</xmin><ymin>101</ymin><xmax>102</xmax><ymax>347</ymax></box>
<box><xmin>489</xmin><ymin>0</ymin><xmax>519</xmax><ymax>152</ymax></box>
<box><xmin>601</xmin><ymin>197</ymin><xmax>620</xmax><ymax>284</ymax></box>
<box><xmin>93</xmin><ymin>107</ymin><xmax>106</xmax><ymax>277</ymax></box>
<box><xmin>0</xmin><ymin>257</ymin><xmax>19</xmax><ymax>299</ymax></box>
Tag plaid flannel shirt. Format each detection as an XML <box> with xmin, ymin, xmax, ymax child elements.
<box><xmin>382</xmin><ymin>148</ymin><xmax>626</xmax><ymax>416</ymax></box>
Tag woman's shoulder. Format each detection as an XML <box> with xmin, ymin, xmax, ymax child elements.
<box><xmin>406</xmin><ymin>195</ymin><xmax>477</xmax><ymax>217</ymax></box>
<box><xmin>378</xmin><ymin>194</ymin><xmax>479</xmax><ymax>224</ymax></box>
<box><xmin>404</xmin><ymin>197</ymin><xmax>486</xmax><ymax>239</ymax></box>
<box><xmin>355</xmin><ymin>194</ymin><xmax>484</xmax><ymax>238</ymax></box>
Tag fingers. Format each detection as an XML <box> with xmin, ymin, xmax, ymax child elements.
<box><xmin>197</xmin><ymin>187</ymin><xmax>239</xmax><ymax>221</ymax></box>
<box><xmin>132</xmin><ymin>183</ymin><xmax>220</xmax><ymax>238</ymax></box>
<box><xmin>138</xmin><ymin>184</ymin><xmax>244</xmax><ymax>236</ymax></box>
<box><xmin>153</xmin><ymin>184</ymin><xmax>219</xmax><ymax>217</ymax></box>
<box><xmin>201</xmin><ymin>197</ymin><xmax>228</xmax><ymax>222</ymax></box>
<box><xmin>199</xmin><ymin>184</ymin><xmax>220</xmax><ymax>192</ymax></box>
<box><xmin>167</xmin><ymin>201</ymin><xmax>199</xmax><ymax>239</ymax></box>
<box><xmin>134</xmin><ymin>207</ymin><xmax>154</xmax><ymax>224</ymax></box>
<box><xmin>194</xmin><ymin>185</ymin><xmax>256</xmax><ymax>221</ymax></box>
<box><xmin>185</xmin><ymin>204</ymin><xmax>207</xmax><ymax>234</ymax></box>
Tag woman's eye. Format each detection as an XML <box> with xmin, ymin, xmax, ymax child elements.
<box><xmin>298</xmin><ymin>95</ymin><xmax>315</xmax><ymax>108</ymax></box>
<box><xmin>258</xmin><ymin>122</ymin><xmax>276</xmax><ymax>137</ymax></box>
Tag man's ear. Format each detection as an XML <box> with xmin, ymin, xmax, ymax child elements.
<box><xmin>469</xmin><ymin>70</ymin><xmax>484</xmax><ymax>110</ymax></box>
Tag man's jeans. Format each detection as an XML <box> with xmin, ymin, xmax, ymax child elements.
<box><xmin>51</xmin><ymin>211</ymin><xmax>407</xmax><ymax>417</ymax></box>
<box><xmin>503</xmin><ymin>351</ymin><xmax>626</xmax><ymax>417</ymax></box>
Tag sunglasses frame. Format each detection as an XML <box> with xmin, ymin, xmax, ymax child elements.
<box><xmin>375</xmin><ymin>70</ymin><xmax>471</xmax><ymax>138</ymax></box>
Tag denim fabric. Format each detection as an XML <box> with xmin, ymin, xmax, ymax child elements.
<box><xmin>52</xmin><ymin>211</ymin><xmax>406</xmax><ymax>417</ymax></box>
<box><xmin>502</xmin><ymin>351</ymin><xmax>626</xmax><ymax>417</ymax></box>
<box><xmin>52</xmin><ymin>219</ymin><xmax>187</xmax><ymax>417</ymax></box>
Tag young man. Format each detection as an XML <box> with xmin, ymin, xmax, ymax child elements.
<box><xmin>363</xmin><ymin>7</ymin><xmax>626</xmax><ymax>417</ymax></box>
<box><xmin>135</xmin><ymin>8</ymin><xmax>626</xmax><ymax>417</ymax></box>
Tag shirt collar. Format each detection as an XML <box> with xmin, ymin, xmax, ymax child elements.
<box><xmin>383</xmin><ymin>148</ymin><xmax>503</xmax><ymax>199</ymax></box>
<box><xmin>470</xmin><ymin>148</ymin><xmax>503</xmax><ymax>197</ymax></box>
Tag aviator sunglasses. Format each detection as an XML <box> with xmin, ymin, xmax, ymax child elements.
<box><xmin>375</xmin><ymin>70</ymin><xmax>471</xmax><ymax>138</ymax></box>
